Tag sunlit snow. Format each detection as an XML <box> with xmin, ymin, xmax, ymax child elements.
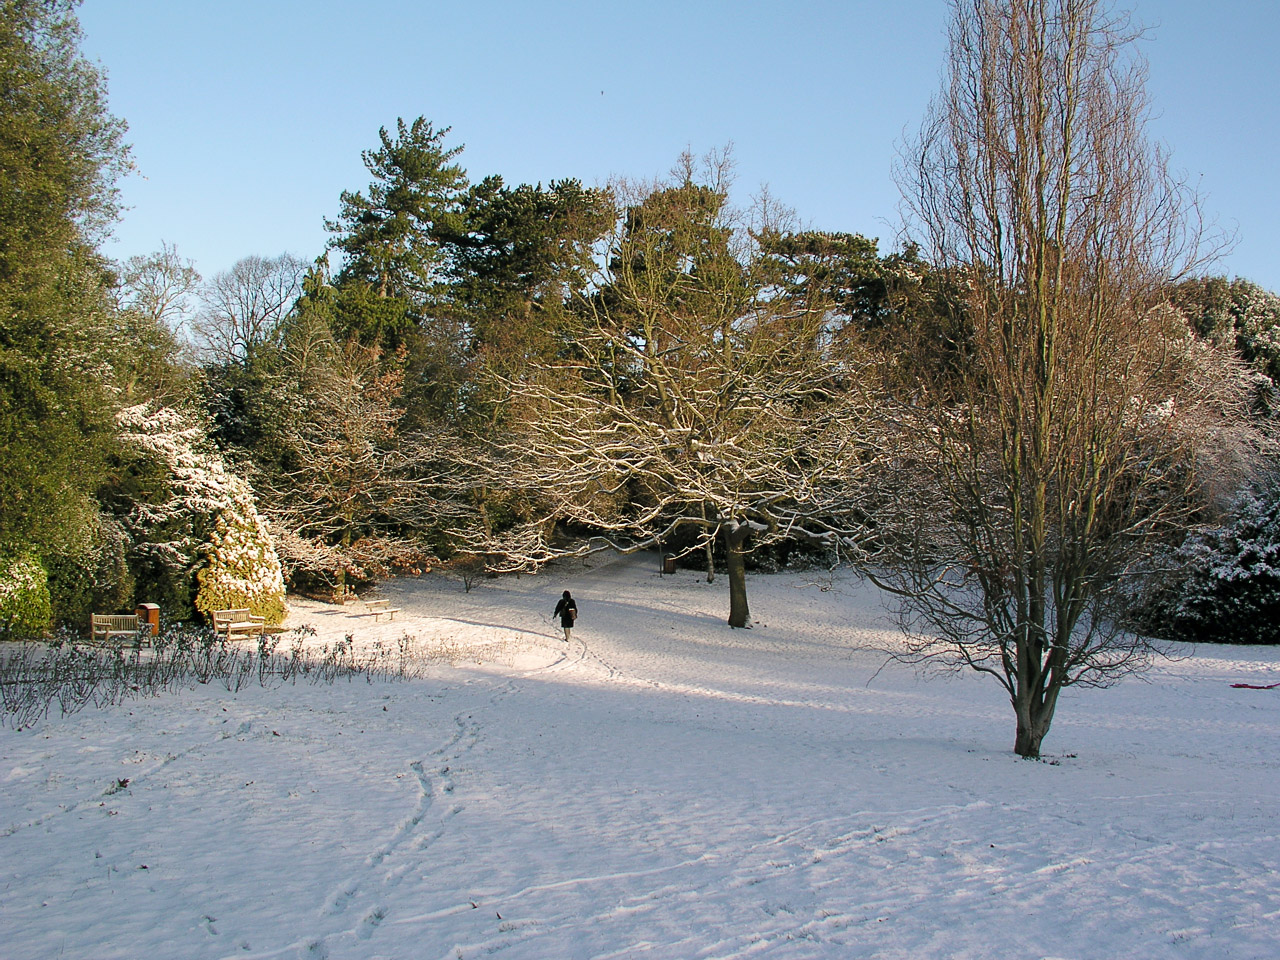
<box><xmin>3</xmin><ymin>552</ymin><xmax>1278</xmax><ymax>959</ymax></box>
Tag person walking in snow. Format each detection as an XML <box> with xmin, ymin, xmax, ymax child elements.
<box><xmin>552</xmin><ymin>590</ymin><xmax>578</xmax><ymax>642</ymax></box>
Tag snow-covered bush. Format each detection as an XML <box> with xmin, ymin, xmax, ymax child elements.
<box><xmin>1157</xmin><ymin>476</ymin><xmax>1280</xmax><ymax>644</ymax></box>
<box><xmin>1175</xmin><ymin>277</ymin><xmax>1280</xmax><ymax>386</ymax></box>
<box><xmin>1234</xmin><ymin>283</ymin><xmax>1280</xmax><ymax>384</ymax></box>
<box><xmin>194</xmin><ymin>491</ymin><xmax>287</xmax><ymax>625</ymax></box>
<box><xmin>0</xmin><ymin>555</ymin><xmax>52</xmax><ymax>639</ymax></box>
<box><xmin>115</xmin><ymin>403</ymin><xmax>286</xmax><ymax>624</ymax></box>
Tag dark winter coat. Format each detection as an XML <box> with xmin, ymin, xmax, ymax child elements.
<box><xmin>553</xmin><ymin>596</ymin><xmax>578</xmax><ymax>628</ymax></box>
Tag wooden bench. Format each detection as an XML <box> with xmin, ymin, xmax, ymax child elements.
<box><xmin>360</xmin><ymin>599</ymin><xmax>400</xmax><ymax>622</ymax></box>
<box><xmin>90</xmin><ymin>614</ymin><xmax>147</xmax><ymax>646</ymax></box>
<box><xmin>212</xmin><ymin>608</ymin><xmax>266</xmax><ymax>639</ymax></box>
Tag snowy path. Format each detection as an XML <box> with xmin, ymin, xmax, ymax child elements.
<box><xmin>3</xmin><ymin>554</ymin><xmax>1280</xmax><ymax>959</ymax></box>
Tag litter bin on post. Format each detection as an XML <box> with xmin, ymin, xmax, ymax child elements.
<box><xmin>135</xmin><ymin>603</ymin><xmax>160</xmax><ymax>638</ymax></box>
<box><xmin>662</xmin><ymin>555</ymin><xmax>677</xmax><ymax>575</ymax></box>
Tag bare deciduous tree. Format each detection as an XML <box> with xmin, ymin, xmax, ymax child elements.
<box><xmin>885</xmin><ymin>0</ymin><xmax>1246</xmax><ymax>757</ymax></box>
<box><xmin>192</xmin><ymin>253</ymin><xmax>306</xmax><ymax>363</ymax></box>
<box><xmin>107</xmin><ymin>243</ymin><xmax>200</xmax><ymax>401</ymax></box>
<box><xmin>116</xmin><ymin>241</ymin><xmax>201</xmax><ymax>333</ymax></box>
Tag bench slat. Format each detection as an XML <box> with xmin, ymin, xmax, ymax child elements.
<box><xmin>358</xmin><ymin>599</ymin><xmax>400</xmax><ymax>621</ymax></box>
<box><xmin>212</xmin><ymin>608</ymin><xmax>266</xmax><ymax>638</ymax></box>
<box><xmin>90</xmin><ymin>614</ymin><xmax>148</xmax><ymax>646</ymax></box>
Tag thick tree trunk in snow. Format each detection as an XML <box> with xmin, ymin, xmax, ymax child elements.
<box><xmin>725</xmin><ymin>523</ymin><xmax>750</xmax><ymax>628</ymax></box>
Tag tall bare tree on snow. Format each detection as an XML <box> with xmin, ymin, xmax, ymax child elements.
<box><xmin>885</xmin><ymin>0</ymin><xmax>1247</xmax><ymax>756</ymax></box>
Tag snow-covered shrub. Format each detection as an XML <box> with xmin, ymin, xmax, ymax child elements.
<box><xmin>194</xmin><ymin>491</ymin><xmax>287</xmax><ymax>625</ymax></box>
<box><xmin>1158</xmin><ymin>476</ymin><xmax>1280</xmax><ymax>644</ymax></box>
<box><xmin>1175</xmin><ymin>277</ymin><xmax>1280</xmax><ymax>386</ymax></box>
<box><xmin>115</xmin><ymin>403</ymin><xmax>286</xmax><ymax>624</ymax></box>
<box><xmin>1235</xmin><ymin>283</ymin><xmax>1280</xmax><ymax>384</ymax></box>
<box><xmin>0</xmin><ymin>555</ymin><xmax>52</xmax><ymax>639</ymax></box>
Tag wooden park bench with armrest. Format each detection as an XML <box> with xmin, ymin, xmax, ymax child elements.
<box><xmin>360</xmin><ymin>599</ymin><xmax>400</xmax><ymax>622</ymax></box>
<box><xmin>90</xmin><ymin>614</ymin><xmax>148</xmax><ymax>647</ymax></box>
<box><xmin>212</xmin><ymin>608</ymin><xmax>266</xmax><ymax>639</ymax></box>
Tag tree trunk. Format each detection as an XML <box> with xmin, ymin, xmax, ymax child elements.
<box><xmin>1012</xmin><ymin>686</ymin><xmax>1058</xmax><ymax>759</ymax></box>
<box><xmin>1013</xmin><ymin>713</ymin><xmax>1042</xmax><ymax>759</ymax></box>
<box><xmin>701</xmin><ymin>503</ymin><xmax>715</xmax><ymax>583</ymax></box>
<box><xmin>335</xmin><ymin>524</ymin><xmax>352</xmax><ymax>603</ymax></box>
<box><xmin>476</xmin><ymin>486</ymin><xmax>494</xmax><ymax>538</ymax></box>
<box><xmin>724</xmin><ymin>522</ymin><xmax>750</xmax><ymax>628</ymax></box>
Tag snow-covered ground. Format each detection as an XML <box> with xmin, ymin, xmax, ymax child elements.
<box><xmin>4</xmin><ymin>552</ymin><xmax>1279</xmax><ymax>960</ymax></box>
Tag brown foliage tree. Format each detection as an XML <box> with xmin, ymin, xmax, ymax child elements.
<box><xmin>484</xmin><ymin>153</ymin><xmax>873</xmax><ymax>627</ymax></box>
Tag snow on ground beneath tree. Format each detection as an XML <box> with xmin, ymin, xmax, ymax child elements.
<box><xmin>3</xmin><ymin>551</ymin><xmax>1280</xmax><ymax>959</ymax></box>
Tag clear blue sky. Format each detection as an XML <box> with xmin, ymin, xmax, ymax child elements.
<box><xmin>79</xmin><ymin>0</ymin><xmax>1278</xmax><ymax>291</ymax></box>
